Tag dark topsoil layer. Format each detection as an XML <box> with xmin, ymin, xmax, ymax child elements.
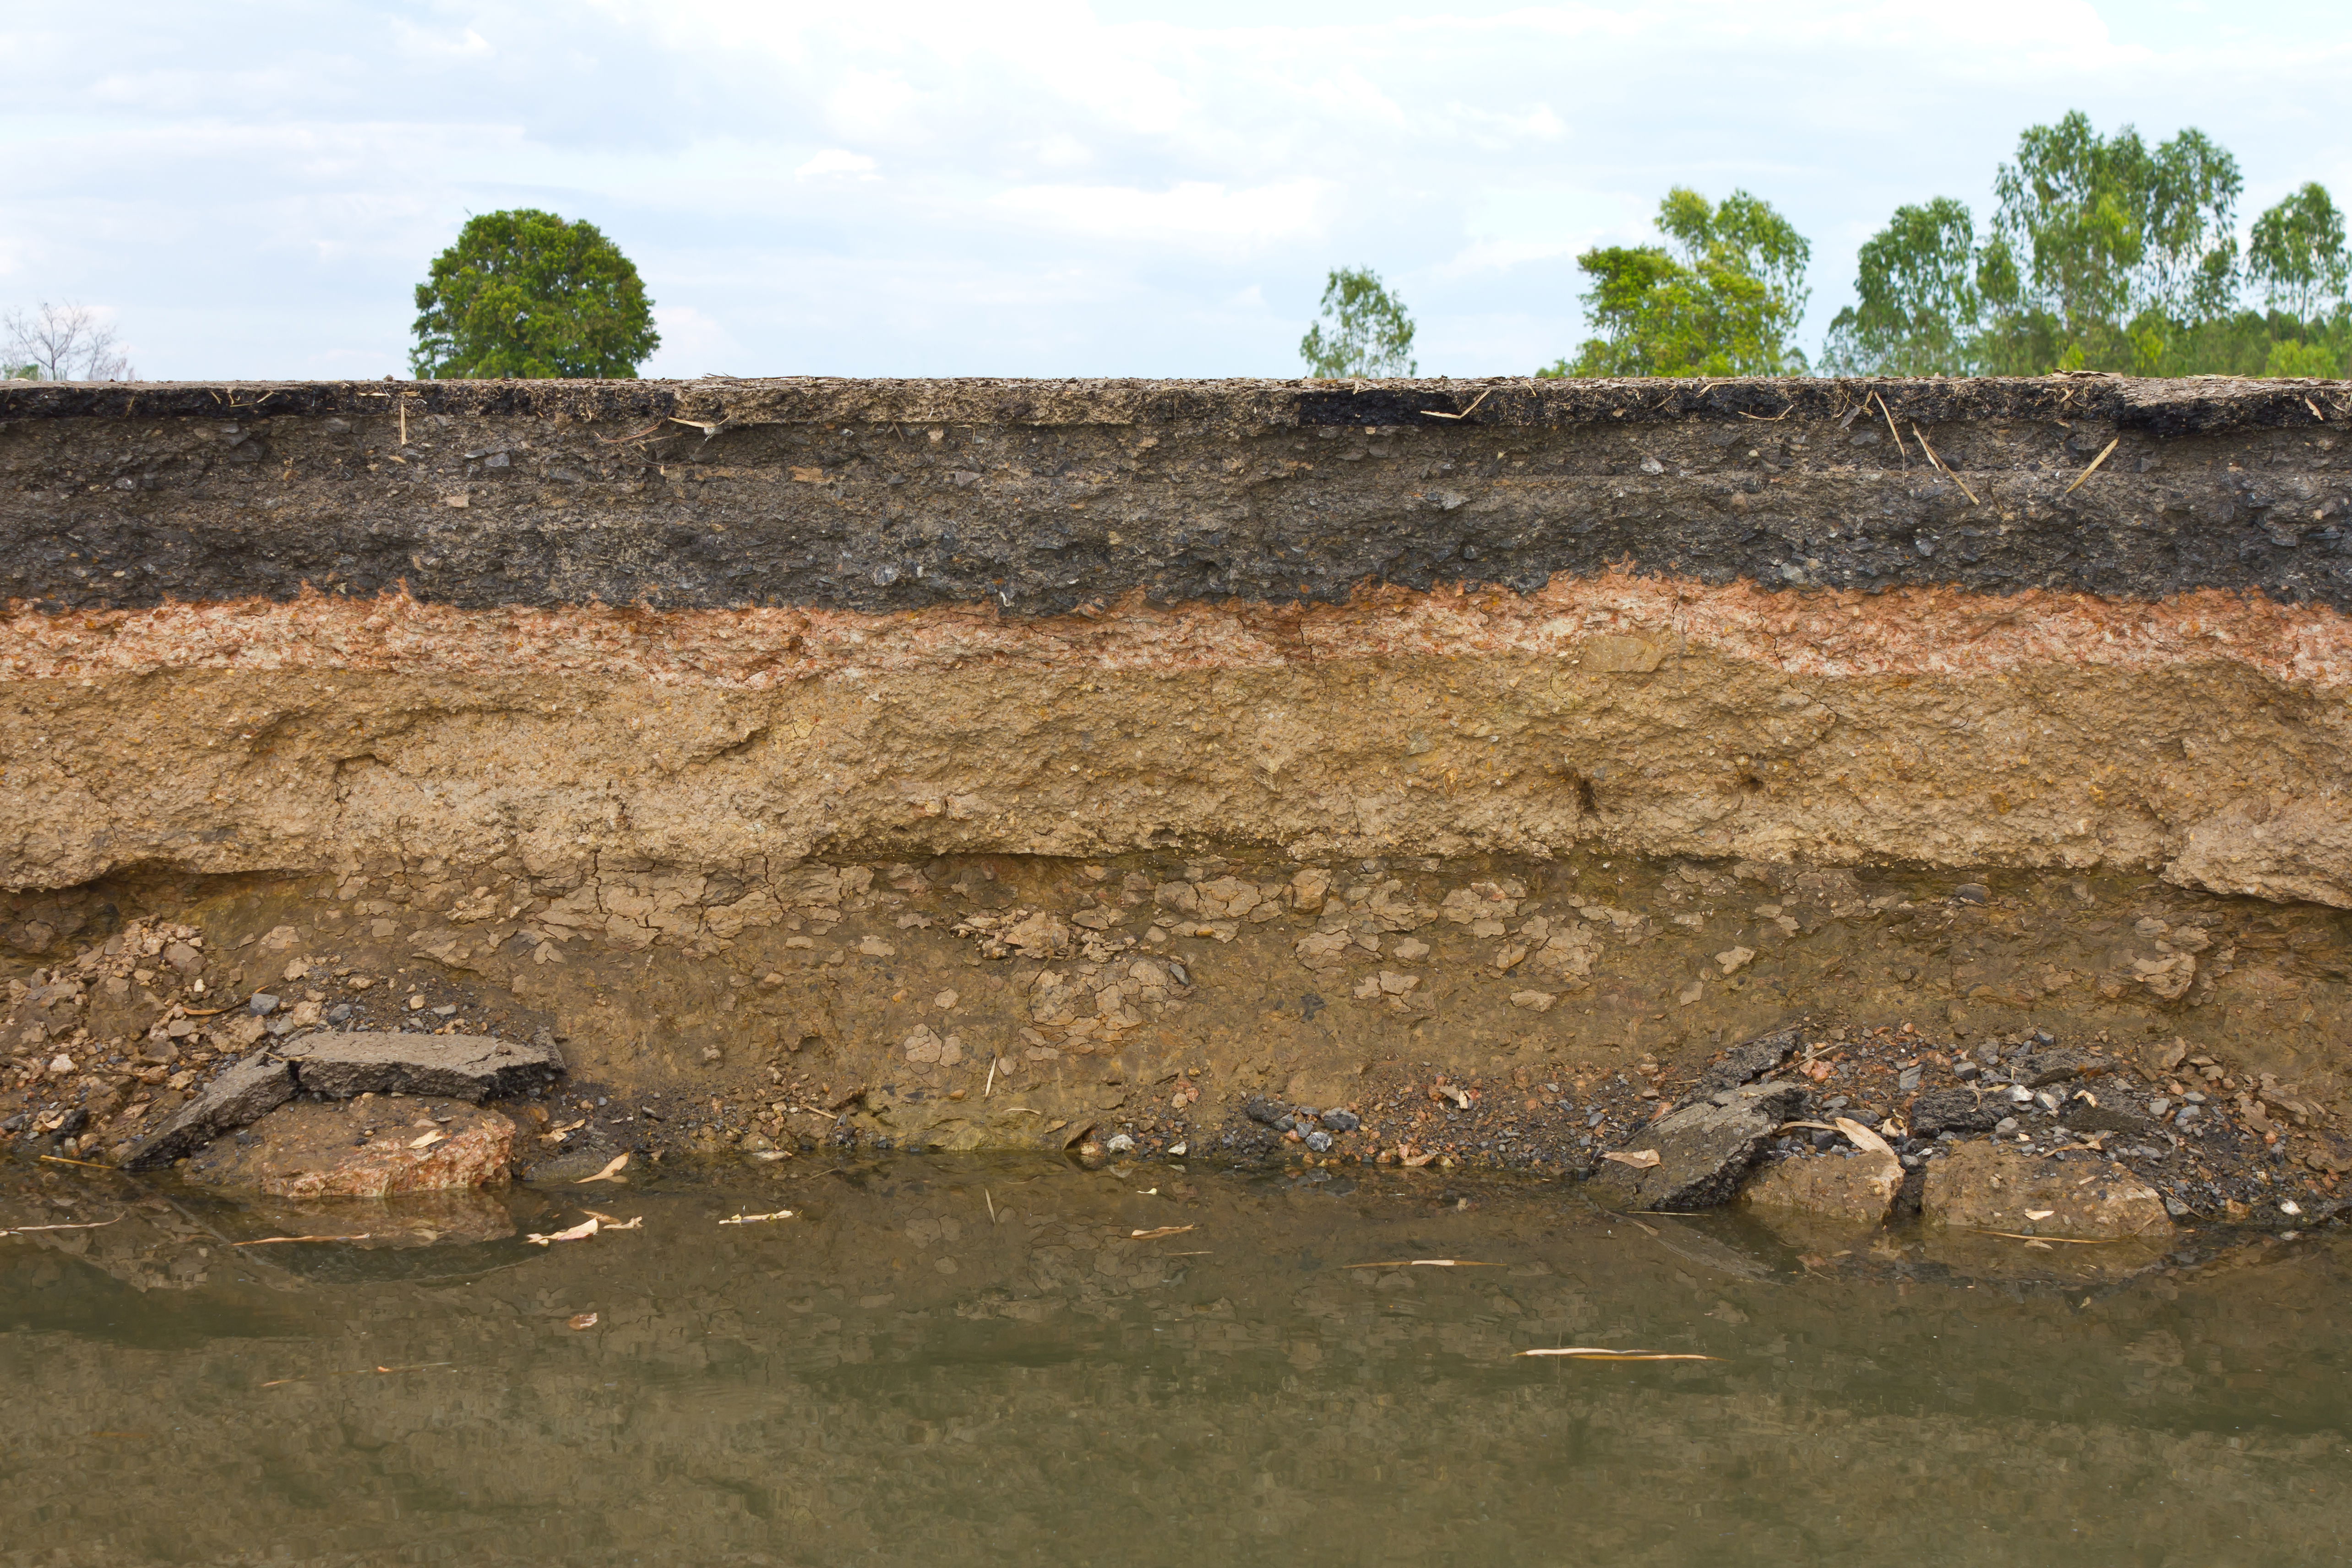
<box><xmin>3</xmin><ymin>374</ymin><xmax>2350</xmax><ymax>614</ymax></box>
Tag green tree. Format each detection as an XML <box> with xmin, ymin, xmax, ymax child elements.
<box><xmin>2249</xmin><ymin>182</ymin><xmax>2349</xmax><ymax>325</ymax></box>
<box><xmin>410</xmin><ymin>210</ymin><xmax>659</xmax><ymax>379</ymax></box>
<box><xmin>1820</xmin><ymin>198</ymin><xmax>1980</xmax><ymax>376</ymax></box>
<box><xmin>1542</xmin><ymin>188</ymin><xmax>1810</xmax><ymax>378</ymax></box>
<box><xmin>2263</xmin><ymin>334</ymin><xmax>2347</xmax><ymax>378</ymax></box>
<box><xmin>1980</xmin><ymin>110</ymin><xmax>2241</xmax><ymax>372</ymax></box>
<box><xmin>1299</xmin><ymin>267</ymin><xmax>1417</xmax><ymax>378</ymax></box>
<box><xmin>1823</xmin><ymin>112</ymin><xmax>2345</xmax><ymax>379</ymax></box>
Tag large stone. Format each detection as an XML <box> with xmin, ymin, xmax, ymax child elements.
<box><xmin>1587</xmin><ymin>1081</ymin><xmax>1803</xmax><ymax>1211</ymax></box>
<box><xmin>181</xmin><ymin>1096</ymin><xmax>516</xmax><ymax>1198</ymax></box>
<box><xmin>278</xmin><ymin>1031</ymin><xmax>564</xmax><ymax>1101</ymax></box>
<box><xmin>121</xmin><ymin>1051</ymin><xmax>294</xmax><ymax>1171</ymax></box>
<box><xmin>1921</xmin><ymin>1142</ymin><xmax>2172</xmax><ymax>1241</ymax></box>
<box><xmin>1742</xmin><ymin>1148</ymin><xmax>1904</xmax><ymax>1226</ymax></box>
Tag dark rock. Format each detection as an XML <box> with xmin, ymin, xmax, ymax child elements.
<box><xmin>122</xmin><ymin>1051</ymin><xmax>296</xmax><ymax>1170</ymax></box>
<box><xmin>1320</xmin><ymin>1108</ymin><xmax>1361</xmax><ymax>1132</ymax></box>
<box><xmin>2015</xmin><ymin>1049</ymin><xmax>2111</xmax><ymax>1088</ymax></box>
<box><xmin>1587</xmin><ymin>1081</ymin><xmax>1803</xmax><ymax>1211</ymax></box>
<box><xmin>2063</xmin><ymin>1100</ymin><xmax>2168</xmax><ymax>1140</ymax></box>
<box><xmin>1243</xmin><ymin>1096</ymin><xmax>1286</xmax><ymax>1127</ymax></box>
<box><xmin>1953</xmin><ymin>883</ymin><xmax>1990</xmax><ymax>904</ymax></box>
<box><xmin>248</xmin><ymin>993</ymin><xmax>280</xmax><ymax>1016</ymax></box>
<box><xmin>1907</xmin><ymin>1089</ymin><xmax>2002</xmax><ymax>1137</ymax></box>
<box><xmin>1692</xmin><ymin>1026</ymin><xmax>1803</xmax><ymax>1099</ymax></box>
<box><xmin>1304</xmin><ymin>1130</ymin><xmax>1334</xmax><ymax>1153</ymax></box>
<box><xmin>280</xmin><ymin>1032</ymin><xmax>565</xmax><ymax>1101</ymax></box>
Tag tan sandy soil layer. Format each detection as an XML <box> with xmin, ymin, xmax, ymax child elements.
<box><xmin>4</xmin><ymin>574</ymin><xmax>2352</xmax><ymax>904</ymax></box>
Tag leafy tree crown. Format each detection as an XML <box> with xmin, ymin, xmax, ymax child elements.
<box><xmin>2250</xmin><ymin>183</ymin><xmax>2349</xmax><ymax>323</ymax></box>
<box><xmin>1545</xmin><ymin>188</ymin><xmax>1810</xmax><ymax>378</ymax></box>
<box><xmin>1823</xmin><ymin>111</ymin><xmax>2352</xmax><ymax>380</ymax></box>
<box><xmin>1299</xmin><ymin>267</ymin><xmax>1417</xmax><ymax>378</ymax></box>
<box><xmin>411</xmin><ymin>210</ymin><xmax>659</xmax><ymax>379</ymax></box>
<box><xmin>1990</xmin><ymin>110</ymin><xmax>2243</xmax><ymax>339</ymax></box>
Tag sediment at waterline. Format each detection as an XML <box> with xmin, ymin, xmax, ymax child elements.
<box><xmin>5</xmin><ymin>850</ymin><xmax>2350</xmax><ymax>1238</ymax></box>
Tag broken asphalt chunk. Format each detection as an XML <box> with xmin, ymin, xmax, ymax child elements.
<box><xmin>279</xmin><ymin>1031</ymin><xmax>565</xmax><ymax>1101</ymax></box>
<box><xmin>122</xmin><ymin>1052</ymin><xmax>295</xmax><ymax>1171</ymax></box>
<box><xmin>1588</xmin><ymin>1080</ymin><xmax>1804</xmax><ymax>1211</ymax></box>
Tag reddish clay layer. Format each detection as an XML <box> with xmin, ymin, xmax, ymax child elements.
<box><xmin>3</xmin><ymin>572</ymin><xmax>2350</xmax><ymax>689</ymax></box>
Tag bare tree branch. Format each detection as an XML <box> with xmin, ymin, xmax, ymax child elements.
<box><xmin>4</xmin><ymin>302</ymin><xmax>136</xmax><ymax>381</ymax></box>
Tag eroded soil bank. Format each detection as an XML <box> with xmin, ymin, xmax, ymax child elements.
<box><xmin>6</xmin><ymin>374</ymin><xmax>2352</xmax><ymax>1215</ymax></box>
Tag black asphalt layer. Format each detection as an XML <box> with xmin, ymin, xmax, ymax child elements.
<box><xmin>2</xmin><ymin>375</ymin><xmax>2347</xmax><ymax>614</ymax></box>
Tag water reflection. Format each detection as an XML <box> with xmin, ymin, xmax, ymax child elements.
<box><xmin>2</xmin><ymin>1155</ymin><xmax>2347</xmax><ymax>1566</ymax></box>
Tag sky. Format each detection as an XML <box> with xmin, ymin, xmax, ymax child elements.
<box><xmin>3</xmin><ymin>0</ymin><xmax>2350</xmax><ymax>381</ymax></box>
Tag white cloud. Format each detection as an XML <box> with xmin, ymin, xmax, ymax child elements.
<box><xmin>795</xmin><ymin>149</ymin><xmax>878</xmax><ymax>180</ymax></box>
<box><xmin>993</xmin><ymin>179</ymin><xmax>1329</xmax><ymax>248</ymax></box>
<box><xmin>642</xmin><ymin>304</ymin><xmax>742</xmax><ymax>378</ymax></box>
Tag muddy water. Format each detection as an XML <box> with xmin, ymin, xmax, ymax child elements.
<box><xmin>3</xmin><ymin>1157</ymin><xmax>2348</xmax><ymax>1567</ymax></box>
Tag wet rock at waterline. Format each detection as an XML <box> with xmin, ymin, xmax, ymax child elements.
<box><xmin>1921</xmin><ymin>1141</ymin><xmax>2173</xmax><ymax>1241</ymax></box>
<box><xmin>1741</xmin><ymin>1146</ymin><xmax>1905</xmax><ymax>1226</ymax></box>
<box><xmin>181</xmin><ymin>1096</ymin><xmax>516</xmax><ymax>1198</ymax></box>
<box><xmin>1586</xmin><ymin>1081</ymin><xmax>1804</xmax><ymax>1211</ymax></box>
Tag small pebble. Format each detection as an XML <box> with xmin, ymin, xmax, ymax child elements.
<box><xmin>248</xmin><ymin>993</ymin><xmax>279</xmax><ymax>1017</ymax></box>
<box><xmin>1104</xmin><ymin>1132</ymin><xmax>1136</xmax><ymax>1154</ymax></box>
<box><xmin>1303</xmin><ymin>1130</ymin><xmax>1333</xmax><ymax>1154</ymax></box>
<box><xmin>2148</xmin><ymin>1098</ymin><xmax>2172</xmax><ymax>1117</ymax></box>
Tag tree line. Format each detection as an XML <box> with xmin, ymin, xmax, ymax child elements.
<box><xmin>12</xmin><ymin>109</ymin><xmax>2342</xmax><ymax>385</ymax></box>
<box><xmin>1304</xmin><ymin>109</ymin><xmax>2351</xmax><ymax>382</ymax></box>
